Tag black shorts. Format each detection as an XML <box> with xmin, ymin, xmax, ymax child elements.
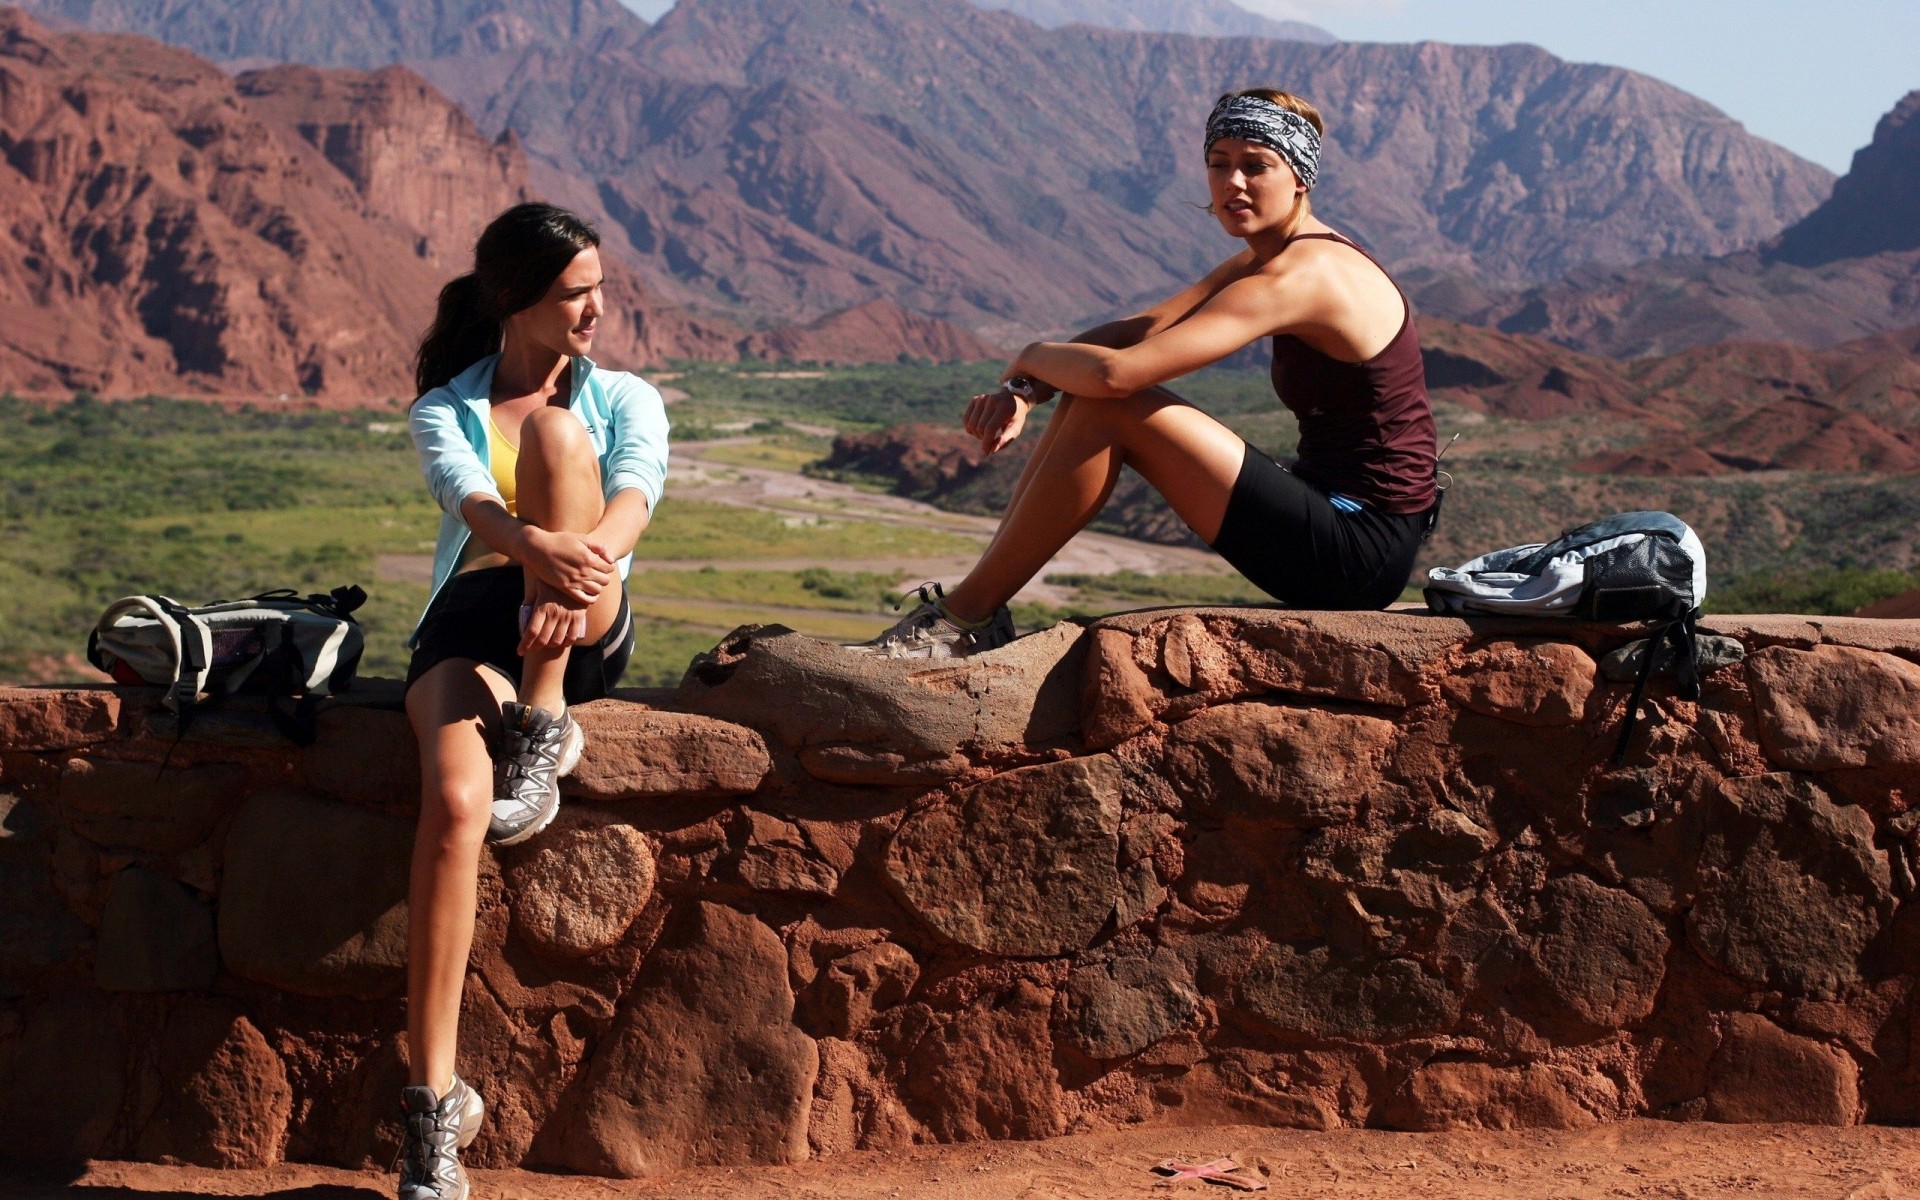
<box><xmin>404</xmin><ymin>565</ymin><xmax>633</xmax><ymax>704</ymax></box>
<box><xmin>1209</xmin><ymin>443</ymin><xmax>1434</xmax><ymax>611</ymax></box>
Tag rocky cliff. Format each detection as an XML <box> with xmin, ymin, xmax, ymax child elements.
<box><xmin>419</xmin><ymin>0</ymin><xmax>1833</xmax><ymax>332</ymax></box>
<box><xmin>972</xmin><ymin>0</ymin><xmax>1336</xmax><ymax>42</ymax></box>
<box><xmin>0</xmin><ymin>11</ymin><xmax>748</xmax><ymax>398</ymax></box>
<box><xmin>13</xmin><ymin>0</ymin><xmax>647</xmax><ymax>67</ymax></box>
<box><xmin>3</xmin><ymin>609</ymin><xmax>1918</xmax><ymax>1173</ymax></box>
<box><xmin>1770</xmin><ymin>90</ymin><xmax>1920</xmax><ymax>268</ymax></box>
<box><xmin>1425</xmin><ymin>90</ymin><xmax>1920</xmax><ymax>357</ymax></box>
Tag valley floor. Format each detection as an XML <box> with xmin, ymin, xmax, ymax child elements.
<box><xmin>8</xmin><ymin>1122</ymin><xmax>1917</xmax><ymax>1199</ymax></box>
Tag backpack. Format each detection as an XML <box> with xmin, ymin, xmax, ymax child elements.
<box><xmin>1423</xmin><ymin>512</ymin><xmax>1707</xmax><ymax>763</ymax></box>
<box><xmin>87</xmin><ymin>586</ymin><xmax>367</xmax><ymax>745</ymax></box>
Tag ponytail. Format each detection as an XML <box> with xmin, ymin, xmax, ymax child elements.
<box><xmin>415</xmin><ymin>273</ymin><xmax>500</xmax><ymax>396</ymax></box>
<box><xmin>412</xmin><ymin>203</ymin><xmax>602</xmax><ymax>398</ymax></box>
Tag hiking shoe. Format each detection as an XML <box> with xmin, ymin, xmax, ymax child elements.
<box><xmin>488</xmin><ymin>702</ymin><xmax>582</xmax><ymax>846</ymax></box>
<box><xmin>395</xmin><ymin>1074</ymin><xmax>485</xmax><ymax>1200</ymax></box>
<box><xmin>845</xmin><ymin>582</ymin><xmax>1017</xmax><ymax>659</ymax></box>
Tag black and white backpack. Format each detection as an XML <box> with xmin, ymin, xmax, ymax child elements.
<box><xmin>87</xmin><ymin>586</ymin><xmax>366</xmax><ymax>744</ymax></box>
<box><xmin>1424</xmin><ymin>512</ymin><xmax>1707</xmax><ymax>762</ymax></box>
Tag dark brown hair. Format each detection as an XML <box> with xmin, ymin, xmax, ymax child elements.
<box><xmin>414</xmin><ymin>203</ymin><xmax>600</xmax><ymax>396</ymax></box>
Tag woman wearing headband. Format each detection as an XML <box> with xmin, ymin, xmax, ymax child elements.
<box><xmin>853</xmin><ymin>88</ymin><xmax>1439</xmax><ymax>657</ymax></box>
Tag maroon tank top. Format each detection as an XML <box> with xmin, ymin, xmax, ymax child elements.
<box><xmin>1268</xmin><ymin>232</ymin><xmax>1437</xmax><ymax>514</ymax></box>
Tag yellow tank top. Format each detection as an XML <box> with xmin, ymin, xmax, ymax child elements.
<box><xmin>487</xmin><ymin>414</ymin><xmax>518</xmax><ymax>517</ymax></box>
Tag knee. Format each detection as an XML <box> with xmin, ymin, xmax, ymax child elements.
<box><xmin>519</xmin><ymin>406</ymin><xmax>592</xmax><ymax>464</ymax></box>
<box><xmin>419</xmin><ymin>778</ymin><xmax>492</xmax><ymax>847</ymax></box>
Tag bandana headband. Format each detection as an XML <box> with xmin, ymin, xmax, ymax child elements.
<box><xmin>1205</xmin><ymin>95</ymin><xmax>1321</xmax><ymax>190</ymax></box>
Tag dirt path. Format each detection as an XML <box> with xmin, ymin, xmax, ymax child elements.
<box><xmin>379</xmin><ymin>438</ymin><xmax>1229</xmax><ymax>607</ymax></box>
<box><xmin>15</xmin><ymin>1122</ymin><xmax>1919</xmax><ymax>1199</ymax></box>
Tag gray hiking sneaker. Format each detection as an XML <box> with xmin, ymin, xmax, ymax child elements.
<box><xmin>846</xmin><ymin>582</ymin><xmax>1017</xmax><ymax>659</ymax></box>
<box><xmin>395</xmin><ymin>1074</ymin><xmax>485</xmax><ymax>1200</ymax></box>
<box><xmin>488</xmin><ymin>702</ymin><xmax>583</xmax><ymax>846</ymax></box>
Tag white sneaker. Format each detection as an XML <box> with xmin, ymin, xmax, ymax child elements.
<box><xmin>396</xmin><ymin>1074</ymin><xmax>485</xmax><ymax>1200</ymax></box>
<box><xmin>488</xmin><ymin>702</ymin><xmax>581</xmax><ymax>846</ymax></box>
<box><xmin>846</xmin><ymin>583</ymin><xmax>1017</xmax><ymax>659</ymax></box>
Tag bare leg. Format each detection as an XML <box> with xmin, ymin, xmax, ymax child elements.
<box><xmin>404</xmin><ymin>659</ymin><xmax>514</xmax><ymax>1093</ymax></box>
<box><xmin>942</xmin><ymin>389</ymin><xmax>1246</xmax><ymax>624</ymax></box>
<box><xmin>513</xmin><ymin>406</ymin><xmax>621</xmax><ymax>713</ymax></box>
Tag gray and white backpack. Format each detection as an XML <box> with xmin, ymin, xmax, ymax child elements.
<box><xmin>88</xmin><ymin>586</ymin><xmax>366</xmax><ymax>744</ymax></box>
<box><xmin>1423</xmin><ymin>511</ymin><xmax>1706</xmax><ymax>621</ymax></box>
<box><xmin>1424</xmin><ymin>512</ymin><xmax>1707</xmax><ymax>762</ymax></box>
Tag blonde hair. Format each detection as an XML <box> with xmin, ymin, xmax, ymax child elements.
<box><xmin>1208</xmin><ymin>88</ymin><xmax>1324</xmax><ymax>228</ymax></box>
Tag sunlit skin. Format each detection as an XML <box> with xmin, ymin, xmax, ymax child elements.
<box><xmin>402</xmin><ymin>245</ymin><xmax>654</xmax><ymax>1096</ymax></box>
<box><xmin>936</xmin><ymin>130</ymin><xmax>1409</xmax><ymax>626</ymax></box>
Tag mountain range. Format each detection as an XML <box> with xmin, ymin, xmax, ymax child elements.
<box><xmin>18</xmin><ymin>0</ymin><xmax>1834</xmax><ymax>338</ymax></box>
<box><xmin>1418</xmin><ymin>89</ymin><xmax>1920</xmax><ymax>357</ymax></box>
<box><xmin>0</xmin><ymin>9</ymin><xmax>986</xmax><ymax>397</ymax></box>
<box><xmin>4</xmin><ymin>0</ymin><xmax>1916</xmax><ymax>403</ymax></box>
<box><xmin>972</xmin><ymin>0</ymin><xmax>1334</xmax><ymax>42</ymax></box>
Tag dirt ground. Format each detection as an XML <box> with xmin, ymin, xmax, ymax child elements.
<box><xmin>8</xmin><ymin>1122</ymin><xmax>1919</xmax><ymax>1200</ymax></box>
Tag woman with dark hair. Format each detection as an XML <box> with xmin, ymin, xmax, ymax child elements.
<box><xmin>395</xmin><ymin>203</ymin><xmax>666</xmax><ymax>1200</ymax></box>
<box><xmin>852</xmin><ymin>89</ymin><xmax>1439</xmax><ymax>657</ymax></box>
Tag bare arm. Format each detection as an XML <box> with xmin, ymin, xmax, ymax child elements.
<box><xmin>459</xmin><ymin>494</ymin><xmax>614</xmax><ymax>606</ymax></box>
<box><xmin>1062</xmin><ymin>249</ymin><xmax>1258</xmax><ymax>352</ymax></box>
<box><xmin>1006</xmin><ymin>270</ymin><xmax>1305</xmax><ymax>400</ymax></box>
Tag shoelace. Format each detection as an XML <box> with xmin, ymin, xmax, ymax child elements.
<box><xmin>893</xmin><ymin>581</ymin><xmax>944</xmax><ymax>613</ymax></box>
<box><xmin>496</xmin><ymin>725</ymin><xmax>553</xmax><ymax>794</ymax></box>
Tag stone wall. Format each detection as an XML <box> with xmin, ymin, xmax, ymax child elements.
<box><xmin>3</xmin><ymin>609</ymin><xmax>1919</xmax><ymax>1174</ymax></box>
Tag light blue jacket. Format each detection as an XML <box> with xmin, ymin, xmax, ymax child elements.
<box><xmin>407</xmin><ymin>352</ymin><xmax>669</xmax><ymax>647</ymax></box>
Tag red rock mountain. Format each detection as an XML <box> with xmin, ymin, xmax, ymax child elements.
<box><xmin>14</xmin><ymin>0</ymin><xmax>646</xmax><ymax>67</ymax></box>
<box><xmin>1426</xmin><ymin>91</ymin><xmax>1920</xmax><ymax>357</ymax></box>
<box><xmin>416</xmin><ymin>0</ymin><xmax>1828</xmax><ymax>337</ymax></box>
<box><xmin>0</xmin><ymin>10</ymin><xmax>736</xmax><ymax>399</ymax></box>
<box><xmin>739</xmin><ymin>300</ymin><xmax>1002</xmax><ymax>365</ymax></box>
<box><xmin>1770</xmin><ymin>90</ymin><xmax>1920</xmax><ymax>267</ymax></box>
<box><xmin>973</xmin><ymin>0</ymin><xmax>1335</xmax><ymax>42</ymax></box>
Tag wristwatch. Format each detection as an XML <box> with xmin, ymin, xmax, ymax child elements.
<box><xmin>1004</xmin><ymin>375</ymin><xmax>1054</xmax><ymax>403</ymax></box>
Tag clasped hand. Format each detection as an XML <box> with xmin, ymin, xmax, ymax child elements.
<box><xmin>516</xmin><ymin>527</ymin><xmax>614</xmax><ymax>654</ymax></box>
<box><xmin>963</xmin><ymin>387</ymin><xmax>1030</xmax><ymax>456</ymax></box>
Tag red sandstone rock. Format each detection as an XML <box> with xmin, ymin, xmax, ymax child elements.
<box><xmin>217</xmin><ymin>788</ymin><xmax>412</xmax><ymax>998</ymax></box>
<box><xmin>1747</xmin><ymin>645</ymin><xmax>1920</xmax><ymax>769</ymax></box>
<box><xmin>58</xmin><ymin>757</ymin><xmax>243</xmax><ymax>853</ymax></box>
<box><xmin>1705</xmin><ymin>1013</ymin><xmax>1860</xmax><ymax>1124</ymax></box>
<box><xmin>732</xmin><ymin>811</ymin><xmax>843</xmax><ymax>897</ymax></box>
<box><xmin>95</xmin><ymin>865</ymin><xmax>218</xmax><ymax>992</ymax></box>
<box><xmin>1687</xmin><ymin>773</ymin><xmax>1892</xmax><ymax>1000</ymax></box>
<box><xmin>0</xmin><ymin>993</ymin><xmax>126</xmax><ymax>1161</ymax></box>
<box><xmin>1525</xmin><ymin>874</ymin><xmax>1669</xmax><ymax>1029</ymax></box>
<box><xmin>1238</xmin><ymin>943</ymin><xmax>1461</xmax><ymax>1042</ymax></box>
<box><xmin>1443</xmin><ymin>640</ymin><xmax>1598</xmax><ymax>726</ymax></box>
<box><xmin>885</xmin><ymin>756</ymin><xmax>1123</xmax><ymax>957</ymax></box>
<box><xmin>299</xmin><ymin>706</ymin><xmax>418</xmax><ymax>809</ymax></box>
<box><xmin>1380</xmin><ymin>1061</ymin><xmax>1611</xmax><ymax>1131</ymax></box>
<box><xmin>504</xmin><ymin>814</ymin><xmax>655</xmax><ymax>959</ymax></box>
<box><xmin>1062</xmin><ymin>946</ymin><xmax>1198</xmax><ymax>1060</ymax></box>
<box><xmin>900</xmin><ymin>976</ymin><xmax>1064</xmax><ymax>1142</ymax></box>
<box><xmin>135</xmin><ymin>1005</ymin><xmax>293</xmax><ymax>1168</ymax></box>
<box><xmin>803</xmin><ymin>942</ymin><xmax>920</xmax><ymax>1039</ymax></box>
<box><xmin>546</xmin><ymin>901</ymin><xmax>816</xmax><ymax>1176</ymax></box>
<box><xmin>0</xmin><ymin>688</ymin><xmax>120</xmax><ymax>752</ymax></box>
<box><xmin>567</xmin><ymin>706</ymin><xmax>771</xmax><ymax>800</ymax></box>
<box><xmin>681</xmin><ymin>623</ymin><xmax>1085</xmax><ymax>775</ymax></box>
<box><xmin>1163</xmin><ymin>702</ymin><xmax>1396</xmax><ymax>826</ymax></box>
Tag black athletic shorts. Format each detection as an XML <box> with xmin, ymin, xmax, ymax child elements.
<box><xmin>1209</xmin><ymin>443</ymin><xmax>1435</xmax><ymax>611</ymax></box>
<box><xmin>404</xmin><ymin>565</ymin><xmax>633</xmax><ymax>704</ymax></box>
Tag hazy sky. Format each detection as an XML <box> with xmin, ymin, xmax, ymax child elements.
<box><xmin>618</xmin><ymin>0</ymin><xmax>1917</xmax><ymax>173</ymax></box>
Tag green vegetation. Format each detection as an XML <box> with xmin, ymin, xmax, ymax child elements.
<box><xmin>635</xmin><ymin>500</ymin><xmax>974</xmax><ymax>561</ymax></box>
<box><xmin>1708</xmin><ymin>568</ymin><xmax>1920</xmax><ymax>616</ymax></box>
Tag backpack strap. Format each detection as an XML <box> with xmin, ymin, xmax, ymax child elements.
<box><xmin>1610</xmin><ymin>607</ymin><xmax>1702</xmax><ymax>765</ymax></box>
